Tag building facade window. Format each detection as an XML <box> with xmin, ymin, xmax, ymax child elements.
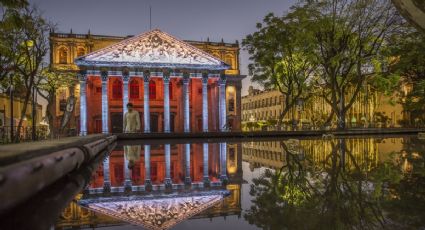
<box><xmin>59</xmin><ymin>47</ymin><xmax>68</xmax><ymax>64</ymax></box>
<box><xmin>149</xmin><ymin>80</ymin><xmax>156</xmax><ymax>99</ymax></box>
<box><xmin>225</xmin><ymin>55</ymin><xmax>233</xmax><ymax>69</ymax></box>
<box><xmin>130</xmin><ymin>79</ymin><xmax>139</xmax><ymax>99</ymax></box>
<box><xmin>77</xmin><ymin>47</ymin><xmax>85</xmax><ymax>57</ymax></box>
<box><xmin>112</xmin><ymin>79</ymin><xmax>123</xmax><ymax>99</ymax></box>
<box><xmin>228</xmin><ymin>95</ymin><xmax>235</xmax><ymax>112</ymax></box>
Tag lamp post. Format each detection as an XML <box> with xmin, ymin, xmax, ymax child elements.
<box><xmin>9</xmin><ymin>73</ymin><xmax>14</xmax><ymax>142</ymax></box>
<box><xmin>32</xmin><ymin>85</ymin><xmax>37</xmax><ymax>141</ymax></box>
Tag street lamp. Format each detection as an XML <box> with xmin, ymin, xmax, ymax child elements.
<box><xmin>9</xmin><ymin>73</ymin><xmax>14</xmax><ymax>142</ymax></box>
<box><xmin>32</xmin><ymin>85</ymin><xmax>37</xmax><ymax>141</ymax></box>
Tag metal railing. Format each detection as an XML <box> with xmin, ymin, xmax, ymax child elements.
<box><xmin>0</xmin><ymin>126</ymin><xmax>49</xmax><ymax>144</ymax></box>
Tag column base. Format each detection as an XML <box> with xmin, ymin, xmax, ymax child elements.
<box><xmin>164</xmin><ymin>178</ymin><xmax>172</xmax><ymax>190</ymax></box>
<box><xmin>220</xmin><ymin>175</ymin><xmax>228</xmax><ymax>184</ymax></box>
<box><xmin>144</xmin><ymin>179</ymin><xmax>152</xmax><ymax>192</ymax></box>
<box><xmin>79</xmin><ymin>131</ymin><xmax>87</xmax><ymax>136</ymax></box>
<box><xmin>144</xmin><ymin>129</ymin><xmax>150</xmax><ymax>133</ymax></box>
<box><xmin>203</xmin><ymin>177</ymin><xmax>210</xmax><ymax>187</ymax></box>
<box><xmin>82</xmin><ymin>188</ymin><xmax>90</xmax><ymax>196</ymax></box>
<box><xmin>184</xmin><ymin>177</ymin><xmax>192</xmax><ymax>186</ymax></box>
<box><xmin>124</xmin><ymin>180</ymin><xmax>132</xmax><ymax>192</ymax></box>
<box><xmin>103</xmin><ymin>182</ymin><xmax>111</xmax><ymax>193</ymax></box>
<box><xmin>203</xmin><ymin>129</ymin><xmax>208</xmax><ymax>132</ymax></box>
<box><xmin>102</xmin><ymin>131</ymin><xmax>109</xmax><ymax>134</ymax></box>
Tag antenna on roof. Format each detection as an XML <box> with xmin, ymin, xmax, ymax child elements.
<box><xmin>149</xmin><ymin>5</ymin><xmax>152</xmax><ymax>30</ymax></box>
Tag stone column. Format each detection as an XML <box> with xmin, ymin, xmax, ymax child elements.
<box><xmin>164</xmin><ymin>144</ymin><xmax>172</xmax><ymax>189</ymax></box>
<box><xmin>78</xmin><ymin>72</ymin><xmax>87</xmax><ymax>136</ymax></box>
<box><xmin>101</xmin><ymin>71</ymin><xmax>109</xmax><ymax>133</ymax></box>
<box><xmin>219</xmin><ymin>74</ymin><xmax>227</xmax><ymax>132</ymax></box>
<box><xmin>202</xmin><ymin>73</ymin><xmax>209</xmax><ymax>132</ymax></box>
<box><xmin>183</xmin><ymin>72</ymin><xmax>190</xmax><ymax>132</ymax></box>
<box><xmin>219</xmin><ymin>142</ymin><xmax>228</xmax><ymax>182</ymax></box>
<box><xmin>122</xmin><ymin>73</ymin><xmax>129</xmax><ymax>127</ymax></box>
<box><xmin>124</xmin><ymin>146</ymin><xmax>133</xmax><ymax>191</ymax></box>
<box><xmin>143</xmin><ymin>71</ymin><xmax>150</xmax><ymax>133</ymax></box>
<box><xmin>144</xmin><ymin>145</ymin><xmax>152</xmax><ymax>189</ymax></box>
<box><xmin>103</xmin><ymin>156</ymin><xmax>111</xmax><ymax>192</ymax></box>
<box><xmin>184</xmin><ymin>143</ymin><xmax>191</xmax><ymax>185</ymax></box>
<box><xmin>203</xmin><ymin>143</ymin><xmax>210</xmax><ymax>186</ymax></box>
<box><xmin>163</xmin><ymin>72</ymin><xmax>170</xmax><ymax>133</ymax></box>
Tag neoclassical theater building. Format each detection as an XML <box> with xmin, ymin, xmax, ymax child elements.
<box><xmin>50</xmin><ymin>29</ymin><xmax>244</xmax><ymax>134</ymax></box>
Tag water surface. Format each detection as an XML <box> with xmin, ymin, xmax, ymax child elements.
<box><xmin>50</xmin><ymin>136</ymin><xmax>425</xmax><ymax>229</ymax></box>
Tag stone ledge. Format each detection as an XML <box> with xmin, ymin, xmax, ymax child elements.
<box><xmin>0</xmin><ymin>134</ymin><xmax>113</xmax><ymax>167</ymax></box>
<box><xmin>116</xmin><ymin>128</ymin><xmax>425</xmax><ymax>143</ymax></box>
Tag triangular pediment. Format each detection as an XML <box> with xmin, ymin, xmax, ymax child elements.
<box><xmin>75</xmin><ymin>29</ymin><xmax>229</xmax><ymax>70</ymax></box>
<box><xmin>78</xmin><ymin>191</ymin><xmax>228</xmax><ymax>230</ymax></box>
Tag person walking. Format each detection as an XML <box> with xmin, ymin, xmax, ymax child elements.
<box><xmin>123</xmin><ymin>103</ymin><xmax>140</xmax><ymax>133</ymax></box>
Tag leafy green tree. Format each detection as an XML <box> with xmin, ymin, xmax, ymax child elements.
<box><xmin>4</xmin><ymin>6</ymin><xmax>52</xmax><ymax>141</ymax></box>
<box><xmin>301</xmin><ymin>0</ymin><xmax>401</xmax><ymax>129</ymax></box>
<box><xmin>37</xmin><ymin>69</ymin><xmax>76</xmax><ymax>138</ymax></box>
<box><xmin>0</xmin><ymin>0</ymin><xmax>27</xmax><ymax>84</ymax></box>
<box><xmin>386</xmin><ymin>30</ymin><xmax>425</xmax><ymax>124</ymax></box>
<box><xmin>243</xmin><ymin>10</ymin><xmax>315</xmax><ymax>129</ymax></box>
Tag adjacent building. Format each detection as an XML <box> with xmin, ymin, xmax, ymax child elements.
<box><xmin>241</xmin><ymin>85</ymin><xmax>407</xmax><ymax>130</ymax></box>
<box><xmin>0</xmin><ymin>93</ymin><xmax>43</xmax><ymax>141</ymax></box>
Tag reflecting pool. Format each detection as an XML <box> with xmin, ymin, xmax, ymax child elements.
<box><xmin>5</xmin><ymin>136</ymin><xmax>425</xmax><ymax>229</ymax></box>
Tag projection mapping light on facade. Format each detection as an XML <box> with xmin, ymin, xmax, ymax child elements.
<box><xmin>75</xmin><ymin>29</ymin><xmax>229</xmax><ymax>70</ymax></box>
<box><xmin>79</xmin><ymin>191</ymin><xmax>229</xmax><ymax>230</ymax></box>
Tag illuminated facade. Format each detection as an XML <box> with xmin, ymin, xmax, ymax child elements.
<box><xmin>0</xmin><ymin>93</ymin><xmax>43</xmax><ymax>128</ymax></box>
<box><xmin>49</xmin><ymin>29</ymin><xmax>244</xmax><ymax>134</ymax></box>
<box><xmin>241</xmin><ymin>85</ymin><xmax>407</xmax><ymax>130</ymax></box>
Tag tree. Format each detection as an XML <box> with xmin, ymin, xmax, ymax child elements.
<box><xmin>6</xmin><ymin>6</ymin><xmax>52</xmax><ymax>141</ymax></box>
<box><xmin>37</xmin><ymin>69</ymin><xmax>76</xmax><ymax>138</ymax></box>
<box><xmin>302</xmin><ymin>0</ymin><xmax>401</xmax><ymax>129</ymax></box>
<box><xmin>386</xmin><ymin>29</ymin><xmax>425</xmax><ymax>124</ymax></box>
<box><xmin>0</xmin><ymin>0</ymin><xmax>27</xmax><ymax>85</ymax></box>
<box><xmin>243</xmin><ymin>10</ymin><xmax>315</xmax><ymax>129</ymax></box>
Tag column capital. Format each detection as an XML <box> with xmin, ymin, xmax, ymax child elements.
<box><xmin>182</xmin><ymin>72</ymin><xmax>190</xmax><ymax>84</ymax></box>
<box><xmin>143</xmin><ymin>70</ymin><xmax>150</xmax><ymax>82</ymax></box>
<box><xmin>77</xmin><ymin>72</ymin><xmax>87</xmax><ymax>82</ymax></box>
<box><xmin>219</xmin><ymin>73</ymin><xmax>226</xmax><ymax>85</ymax></box>
<box><xmin>101</xmin><ymin>71</ymin><xmax>108</xmax><ymax>82</ymax></box>
<box><xmin>163</xmin><ymin>71</ymin><xmax>170</xmax><ymax>83</ymax></box>
<box><xmin>122</xmin><ymin>72</ymin><xmax>129</xmax><ymax>82</ymax></box>
<box><xmin>202</xmin><ymin>72</ymin><xmax>209</xmax><ymax>84</ymax></box>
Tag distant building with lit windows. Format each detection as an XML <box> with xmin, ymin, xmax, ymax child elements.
<box><xmin>241</xmin><ymin>85</ymin><xmax>408</xmax><ymax>130</ymax></box>
<box><xmin>49</xmin><ymin>29</ymin><xmax>244</xmax><ymax>134</ymax></box>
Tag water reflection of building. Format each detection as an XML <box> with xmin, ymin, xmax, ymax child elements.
<box><xmin>56</xmin><ymin>143</ymin><xmax>242</xmax><ymax>229</ymax></box>
<box><xmin>242</xmin><ymin>138</ymin><xmax>404</xmax><ymax>171</ymax></box>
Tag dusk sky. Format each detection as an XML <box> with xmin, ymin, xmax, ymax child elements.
<box><xmin>29</xmin><ymin>0</ymin><xmax>296</xmax><ymax>95</ymax></box>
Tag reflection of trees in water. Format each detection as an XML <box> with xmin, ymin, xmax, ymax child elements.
<box><xmin>378</xmin><ymin>138</ymin><xmax>425</xmax><ymax>229</ymax></box>
<box><xmin>244</xmin><ymin>138</ymin><xmax>425</xmax><ymax>229</ymax></box>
